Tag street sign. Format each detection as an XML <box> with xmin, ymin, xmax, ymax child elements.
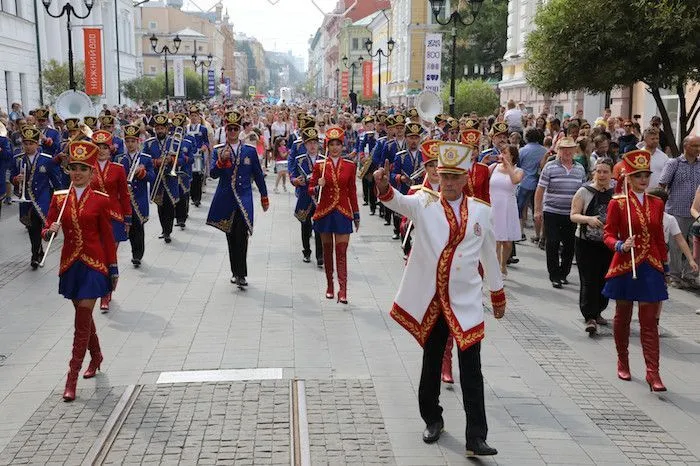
<box><xmin>208</xmin><ymin>69</ymin><xmax>215</xmax><ymax>97</ymax></box>
<box><xmin>248</xmin><ymin>85</ymin><xmax>256</xmax><ymax>96</ymax></box>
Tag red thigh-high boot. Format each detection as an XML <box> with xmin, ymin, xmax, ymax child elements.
<box><xmin>441</xmin><ymin>337</ymin><xmax>454</xmax><ymax>384</ymax></box>
<box><xmin>323</xmin><ymin>238</ymin><xmax>335</xmax><ymax>299</ymax></box>
<box><xmin>639</xmin><ymin>302</ymin><xmax>666</xmax><ymax>392</ymax></box>
<box><xmin>64</xmin><ymin>304</ymin><xmax>93</xmax><ymax>401</ymax></box>
<box><xmin>613</xmin><ymin>300</ymin><xmax>633</xmax><ymax>381</ymax></box>
<box><xmin>336</xmin><ymin>241</ymin><xmax>348</xmax><ymax>304</ymax></box>
<box><xmin>83</xmin><ymin>318</ymin><xmax>103</xmax><ymax>379</ymax></box>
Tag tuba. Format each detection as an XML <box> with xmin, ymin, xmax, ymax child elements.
<box><xmin>415</xmin><ymin>90</ymin><xmax>444</xmax><ymax>128</ymax></box>
<box><xmin>55</xmin><ymin>89</ymin><xmax>94</xmax><ymax>141</ymax></box>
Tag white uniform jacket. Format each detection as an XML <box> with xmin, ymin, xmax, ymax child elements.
<box><xmin>379</xmin><ymin>187</ymin><xmax>505</xmax><ymax>350</ymax></box>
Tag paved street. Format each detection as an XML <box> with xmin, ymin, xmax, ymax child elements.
<box><xmin>0</xmin><ymin>180</ymin><xmax>699</xmax><ymax>465</ymax></box>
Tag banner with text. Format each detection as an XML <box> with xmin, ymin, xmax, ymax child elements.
<box><xmin>173</xmin><ymin>58</ymin><xmax>185</xmax><ymax>97</ymax></box>
<box><xmin>423</xmin><ymin>33</ymin><xmax>443</xmax><ymax>93</ymax></box>
<box><xmin>83</xmin><ymin>28</ymin><xmax>103</xmax><ymax>96</ymax></box>
<box><xmin>341</xmin><ymin>71</ymin><xmax>349</xmax><ymax>98</ymax></box>
<box><xmin>362</xmin><ymin>60</ymin><xmax>373</xmax><ymax>99</ymax></box>
<box><xmin>208</xmin><ymin>69</ymin><xmax>215</xmax><ymax>97</ymax></box>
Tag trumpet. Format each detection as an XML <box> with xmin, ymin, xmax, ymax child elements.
<box><xmin>410</xmin><ymin>165</ymin><xmax>425</xmax><ymax>181</ymax></box>
<box><xmin>17</xmin><ymin>159</ymin><xmax>30</xmax><ymax>203</ymax></box>
<box><xmin>127</xmin><ymin>154</ymin><xmax>141</xmax><ymax>183</ymax></box>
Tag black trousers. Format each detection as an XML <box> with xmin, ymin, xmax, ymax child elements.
<box><xmin>27</xmin><ymin>208</ymin><xmax>44</xmax><ymax>260</ymax></box>
<box><xmin>575</xmin><ymin>237</ymin><xmax>613</xmax><ymax>320</ymax></box>
<box><xmin>419</xmin><ymin>314</ymin><xmax>488</xmax><ymax>442</ymax></box>
<box><xmin>129</xmin><ymin>219</ymin><xmax>145</xmax><ymax>260</ymax></box>
<box><xmin>543</xmin><ymin>212</ymin><xmax>576</xmax><ymax>282</ymax></box>
<box><xmin>367</xmin><ymin>178</ymin><xmax>377</xmax><ymax>213</ymax></box>
<box><xmin>362</xmin><ymin>178</ymin><xmax>369</xmax><ymax>203</ymax></box>
<box><xmin>157</xmin><ymin>195</ymin><xmax>175</xmax><ymax>236</ymax></box>
<box><xmin>226</xmin><ymin>210</ymin><xmax>249</xmax><ymax>278</ymax></box>
<box><xmin>301</xmin><ymin>219</ymin><xmax>323</xmax><ymax>261</ymax></box>
<box><xmin>191</xmin><ymin>173</ymin><xmax>203</xmax><ymax>205</ymax></box>
<box><xmin>175</xmin><ymin>192</ymin><xmax>190</xmax><ymax>224</ymax></box>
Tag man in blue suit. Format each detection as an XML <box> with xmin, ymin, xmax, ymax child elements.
<box><xmin>207</xmin><ymin>110</ymin><xmax>269</xmax><ymax>287</ymax></box>
<box><xmin>33</xmin><ymin>108</ymin><xmax>61</xmax><ymax>157</ymax></box>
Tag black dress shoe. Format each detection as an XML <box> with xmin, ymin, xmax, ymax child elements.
<box><xmin>317</xmin><ymin>260</ymin><xmax>324</xmax><ymax>268</ymax></box>
<box><xmin>303</xmin><ymin>255</ymin><xmax>311</xmax><ymax>263</ymax></box>
<box><xmin>131</xmin><ymin>258</ymin><xmax>141</xmax><ymax>267</ymax></box>
<box><xmin>230</xmin><ymin>276</ymin><xmax>238</xmax><ymax>284</ymax></box>
<box><xmin>237</xmin><ymin>277</ymin><xmax>248</xmax><ymax>287</ymax></box>
<box><xmin>178</xmin><ymin>222</ymin><xmax>186</xmax><ymax>230</ymax></box>
<box><xmin>392</xmin><ymin>233</ymin><xmax>400</xmax><ymax>240</ymax></box>
<box><xmin>164</xmin><ymin>235</ymin><xmax>172</xmax><ymax>243</ymax></box>
<box><xmin>507</xmin><ymin>257</ymin><xmax>519</xmax><ymax>264</ymax></box>
<box><xmin>552</xmin><ymin>280</ymin><xmax>562</xmax><ymax>289</ymax></box>
<box><xmin>384</xmin><ymin>220</ymin><xmax>391</xmax><ymax>226</ymax></box>
<box><xmin>422</xmin><ymin>420</ymin><xmax>444</xmax><ymax>444</ymax></box>
<box><xmin>362</xmin><ymin>201</ymin><xmax>368</xmax><ymax>206</ymax></box>
<box><xmin>158</xmin><ymin>233</ymin><xmax>165</xmax><ymax>239</ymax></box>
<box><xmin>561</xmin><ymin>278</ymin><xmax>569</xmax><ymax>285</ymax></box>
<box><xmin>369</xmin><ymin>211</ymin><xmax>376</xmax><ymax>216</ymax></box>
<box><xmin>194</xmin><ymin>202</ymin><xmax>201</xmax><ymax>207</ymax></box>
<box><xmin>30</xmin><ymin>259</ymin><xmax>39</xmax><ymax>270</ymax></box>
<box><xmin>466</xmin><ymin>438</ymin><xmax>497</xmax><ymax>456</ymax></box>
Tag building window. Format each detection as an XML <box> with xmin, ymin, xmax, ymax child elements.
<box><xmin>149</xmin><ymin>65</ymin><xmax>156</xmax><ymax>74</ymax></box>
<box><xmin>352</xmin><ymin>38</ymin><xmax>359</xmax><ymax>50</ymax></box>
<box><xmin>198</xmin><ymin>45</ymin><xmax>203</xmax><ymax>52</ymax></box>
<box><xmin>149</xmin><ymin>21</ymin><xmax>157</xmax><ymax>30</ymax></box>
<box><xmin>184</xmin><ymin>44</ymin><xmax>190</xmax><ymax>51</ymax></box>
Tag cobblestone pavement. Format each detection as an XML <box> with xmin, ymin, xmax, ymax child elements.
<box><xmin>1</xmin><ymin>182</ymin><xmax>699</xmax><ymax>465</ymax></box>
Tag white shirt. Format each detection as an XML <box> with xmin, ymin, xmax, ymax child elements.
<box><xmin>98</xmin><ymin>160</ymin><xmax>108</xmax><ymax>170</ymax></box>
<box><xmin>636</xmin><ymin>142</ymin><xmax>669</xmax><ymax>190</ymax></box>
<box><xmin>663</xmin><ymin>212</ymin><xmax>681</xmax><ymax>244</ymax></box>
<box><xmin>74</xmin><ymin>186</ymin><xmax>86</xmax><ymax>201</ymax></box>
<box><xmin>448</xmin><ymin>195</ymin><xmax>463</xmax><ymax>225</ymax></box>
<box><xmin>504</xmin><ymin>108</ymin><xmax>523</xmax><ymax>129</ymax></box>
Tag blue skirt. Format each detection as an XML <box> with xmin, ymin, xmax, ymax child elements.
<box><xmin>112</xmin><ymin>219</ymin><xmax>127</xmax><ymax>242</ymax></box>
<box><xmin>59</xmin><ymin>261</ymin><xmax>111</xmax><ymax>299</ymax></box>
<box><xmin>602</xmin><ymin>262</ymin><xmax>668</xmax><ymax>302</ymax></box>
<box><xmin>313</xmin><ymin>210</ymin><xmax>353</xmax><ymax>234</ymax></box>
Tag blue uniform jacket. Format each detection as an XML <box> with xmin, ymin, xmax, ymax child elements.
<box><xmin>287</xmin><ymin>138</ymin><xmax>307</xmax><ymax>174</ymax></box>
<box><xmin>383</xmin><ymin>139</ymin><xmax>407</xmax><ymax>188</ymax></box>
<box><xmin>372</xmin><ymin>136</ymin><xmax>389</xmax><ymax>166</ymax></box>
<box><xmin>112</xmin><ymin>136</ymin><xmax>125</xmax><ymax>159</ymax></box>
<box><xmin>391</xmin><ymin>148</ymin><xmax>422</xmax><ymax>194</ymax></box>
<box><xmin>39</xmin><ymin>127</ymin><xmax>61</xmax><ymax>156</ymax></box>
<box><xmin>142</xmin><ymin>136</ymin><xmax>186</xmax><ymax>205</ymax></box>
<box><xmin>10</xmin><ymin>152</ymin><xmax>63</xmax><ymax>226</ymax></box>
<box><xmin>207</xmin><ymin>143</ymin><xmax>268</xmax><ymax>234</ymax></box>
<box><xmin>291</xmin><ymin>152</ymin><xmax>321</xmax><ymax>223</ymax></box>
<box><xmin>116</xmin><ymin>152</ymin><xmax>155</xmax><ymax>225</ymax></box>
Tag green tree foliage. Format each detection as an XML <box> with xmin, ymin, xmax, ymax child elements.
<box><xmin>121</xmin><ymin>69</ymin><xmax>210</xmax><ymax>104</ymax></box>
<box><xmin>525</xmin><ymin>0</ymin><xmax>700</xmax><ymax>155</ymax></box>
<box><xmin>121</xmin><ymin>75</ymin><xmax>162</xmax><ymax>103</ymax></box>
<box><xmin>42</xmin><ymin>59</ymin><xmax>86</xmax><ymax>103</ymax></box>
<box><xmin>441</xmin><ymin>79</ymin><xmax>499</xmax><ymax>117</ymax></box>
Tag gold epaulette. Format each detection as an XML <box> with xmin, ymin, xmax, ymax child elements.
<box><xmin>612</xmin><ymin>194</ymin><xmax>626</xmax><ymax>200</ymax></box>
<box><xmin>112</xmin><ymin>162</ymin><xmax>123</xmax><ymax>167</ymax></box>
<box><xmin>422</xmin><ymin>186</ymin><xmax>440</xmax><ymax>198</ymax></box>
<box><xmin>410</xmin><ymin>184</ymin><xmax>422</xmax><ymax>191</ymax></box>
<box><xmin>646</xmin><ymin>193</ymin><xmax>660</xmax><ymax>200</ymax></box>
<box><xmin>470</xmin><ymin>196</ymin><xmax>491</xmax><ymax>207</ymax></box>
<box><xmin>93</xmin><ymin>190</ymin><xmax>109</xmax><ymax>197</ymax></box>
<box><xmin>342</xmin><ymin>158</ymin><xmax>354</xmax><ymax>164</ymax></box>
<box><xmin>53</xmin><ymin>189</ymin><xmax>70</xmax><ymax>196</ymax></box>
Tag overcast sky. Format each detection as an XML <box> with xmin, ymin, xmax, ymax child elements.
<box><xmin>183</xmin><ymin>0</ymin><xmax>337</xmax><ymax>63</ymax></box>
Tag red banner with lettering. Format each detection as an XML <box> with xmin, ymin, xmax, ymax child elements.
<box><xmin>362</xmin><ymin>61</ymin><xmax>373</xmax><ymax>99</ymax></box>
<box><xmin>83</xmin><ymin>28</ymin><xmax>103</xmax><ymax>95</ymax></box>
<box><xmin>341</xmin><ymin>71</ymin><xmax>349</xmax><ymax>98</ymax></box>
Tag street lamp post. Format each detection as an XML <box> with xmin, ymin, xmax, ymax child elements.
<box><xmin>342</xmin><ymin>55</ymin><xmax>364</xmax><ymax>93</ymax></box>
<box><xmin>192</xmin><ymin>40</ymin><xmax>213</xmax><ymax>98</ymax></box>
<box><xmin>364</xmin><ymin>37</ymin><xmax>395</xmax><ymax>109</ymax></box>
<box><xmin>335</xmin><ymin>67</ymin><xmax>340</xmax><ymax>104</ymax></box>
<box><xmin>41</xmin><ymin>0</ymin><xmax>94</xmax><ymax>91</ymax></box>
<box><xmin>150</xmin><ymin>33</ymin><xmax>182</xmax><ymax>111</ymax></box>
<box><xmin>429</xmin><ymin>0</ymin><xmax>488</xmax><ymax>117</ymax></box>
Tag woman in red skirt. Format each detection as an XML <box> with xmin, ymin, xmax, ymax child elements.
<box><xmin>308</xmin><ymin>126</ymin><xmax>360</xmax><ymax>303</ymax></box>
<box><xmin>42</xmin><ymin>140</ymin><xmax>118</xmax><ymax>401</ymax></box>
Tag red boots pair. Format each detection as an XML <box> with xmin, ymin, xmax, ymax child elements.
<box><xmin>63</xmin><ymin>303</ymin><xmax>104</xmax><ymax>402</ymax></box>
<box><xmin>613</xmin><ymin>301</ymin><xmax>666</xmax><ymax>392</ymax></box>
<box><xmin>322</xmin><ymin>241</ymin><xmax>348</xmax><ymax>304</ymax></box>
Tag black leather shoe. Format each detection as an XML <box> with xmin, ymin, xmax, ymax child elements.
<box><xmin>392</xmin><ymin>233</ymin><xmax>400</xmax><ymax>240</ymax></box>
<box><xmin>230</xmin><ymin>276</ymin><xmax>238</xmax><ymax>284</ymax></box>
<box><xmin>363</xmin><ymin>201</ymin><xmax>368</xmax><ymax>206</ymax></box>
<box><xmin>551</xmin><ymin>280</ymin><xmax>562</xmax><ymax>289</ymax></box>
<box><xmin>422</xmin><ymin>420</ymin><xmax>444</xmax><ymax>444</ymax></box>
<box><xmin>317</xmin><ymin>260</ymin><xmax>324</xmax><ymax>269</ymax></box>
<box><xmin>561</xmin><ymin>278</ymin><xmax>569</xmax><ymax>285</ymax></box>
<box><xmin>465</xmin><ymin>438</ymin><xmax>497</xmax><ymax>456</ymax></box>
<box><xmin>303</xmin><ymin>254</ymin><xmax>311</xmax><ymax>263</ymax></box>
<box><xmin>384</xmin><ymin>220</ymin><xmax>391</xmax><ymax>226</ymax></box>
<box><xmin>237</xmin><ymin>277</ymin><xmax>248</xmax><ymax>287</ymax></box>
<box><xmin>158</xmin><ymin>233</ymin><xmax>165</xmax><ymax>239</ymax></box>
<box><xmin>131</xmin><ymin>258</ymin><xmax>141</xmax><ymax>268</ymax></box>
<box><xmin>369</xmin><ymin>211</ymin><xmax>376</xmax><ymax>216</ymax></box>
<box><xmin>164</xmin><ymin>235</ymin><xmax>172</xmax><ymax>243</ymax></box>
<box><xmin>30</xmin><ymin>259</ymin><xmax>39</xmax><ymax>270</ymax></box>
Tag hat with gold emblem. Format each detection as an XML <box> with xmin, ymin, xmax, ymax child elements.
<box><xmin>92</xmin><ymin>129</ymin><xmax>113</xmax><ymax>147</ymax></box>
<box><xmin>172</xmin><ymin>113</ymin><xmax>188</xmax><ymax>127</ymax></box>
<box><xmin>460</xmin><ymin>129</ymin><xmax>481</xmax><ymax>148</ymax></box>
<box><xmin>462</xmin><ymin>118</ymin><xmax>478</xmax><ymax>129</ymax></box>
<box><xmin>224</xmin><ymin>110</ymin><xmax>243</xmax><ymax>129</ymax></box>
<box><xmin>34</xmin><ymin>108</ymin><xmax>50</xmax><ymax>121</ymax></box>
<box><xmin>446</xmin><ymin>118</ymin><xmax>459</xmax><ymax>131</ymax></box>
<box><xmin>385</xmin><ymin>115</ymin><xmax>396</xmax><ymax>127</ymax></box>
<box><xmin>298</xmin><ymin>114</ymin><xmax>316</xmax><ymax>129</ymax></box>
<box><xmin>83</xmin><ymin>116</ymin><xmax>98</xmax><ymax>129</ymax></box>
<box><xmin>68</xmin><ymin>141</ymin><xmax>99</xmax><ymax>167</ymax></box>
<box><xmin>437</xmin><ymin>142</ymin><xmax>473</xmax><ymax>175</ymax></box>
<box><xmin>123</xmin><ymin>124</ymin><xmax>141</xmax><ymax>140</ymax></box>
<box><xmin>406</xmin><ymin>108</ymin><xmax>419</xmax><ymax>120</ymax></box>
<box><xmin>363</xmin><ymin>115</ymin><xmax>376</xmax><ymax>125</ymax></box>
<box><xmin>152</xmin><ymin>113</ymin><xmax>169</xmax><ymax>127</ymax></box>
<box><xmin>21</xmin><ymin>126</ymin><xmax>41</xmax><ymax>143</ymax></box>
<box><xmin>99</xmin><ymin>115</ymin><xmax>115</xmax><ymax>127</ymax></box>
<box><xmin>391</xmin><ymin>114</ymin><xmax>406</xmax><ymax>128</ymax></box>
<box><xmin>620</xmin><ymin>149</ymin><xmax>652</xmax><ymax>176</ymax></box>
<box><xmin>301</xmin><ymin>127</ymin><xmax>320</xmax><ymax>143</ymax></box>
<box><xmin>188</xmin><ymin>105</ymin><xmax>200</xmax><ymax>114</ymax></box>
<box><xmin>53</xmin><ymin>113</ymin><xmax>63</xmax><ymax>125</ymax></box>
<box><xmin>376</xmin><ymin>112</ymin><xmax>388</xmax><ymax>124</ymax></box>
<box><xmin>405</xmin><ymin>122</ymin><xmax>422</xmax><ymax>138</ymax></box>
<box><xmin>65</xmin><ymin>118</ymin><xmax>80</xmax><ymax>132</ymax></box>
<box><xmin>434</xmin><ymin>114</ymin><xmax>449</xmax><ymax>125</ymax></box>
<box><xmin>325</xmin><ymin>126</ymin><xmax>345</xmax><ymax>142</ymax></box>
<box><xmin>420</xmin><ymin>139</ymin><xmax>441</xmax><ymax>164</ymax></box>
<box><xmin>490</xmin><ymin>121</ymin><xmax>508</xmax><ymax>137</ymax></box>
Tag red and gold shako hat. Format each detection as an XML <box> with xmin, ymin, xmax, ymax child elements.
<box><xmin>301</xmin><ymin>127</ymin><xmax>319</xmax><ymax>143</ymax></box>
<box><xmin>391</xmin><ymin>114</ymin><xmax>406</xmax><ymax>127</ymax></box>
<box><xmin>405</xmin><ymin>122</ymin><xmax>422</xmax><ymax>137</ymax></box>
<box><xmin>420</xmin><ymin>139</ymin><xmax>441</xmax><ymax>164</ymax></box>
<box><xmin>99</xmin><ymin>115</ymin><xmax>115</xmax><ymax>126</ymax></box>
<box><xmin>620</xmin><ymin>149</ymin><xmax>652</xmax><ymax>176</ymax></box>
<box><xmin>123</xmin><ymin>124</ymin><xmax>141</xmax><ymax>140</ymax></box>
<box><xmin>21</xmin><ymin>126</ymin><xmax>41</xmax><ymax>143</ymax></box>
<box><xmin>152</xmin><ymin>114</ymin><xmax>169</xmax><ymax>126</ymax></box>
<box><xmin>83</xmin><ymin>116</ymin><xmax>97</xmax><ymax>129</ymax></box>
<box><xmin>65</xmin><ymin>118</ymin><xmax>80</xmax><ymax>131</ymax></box>
<box><xmin>460</xmin><ymin>129</ymin><xmax>481</xmax><ymax>148</ymax></box>
<box><xmin>68</xmin><ymin>141</ymin><xmax>99</xmax><ymax>167</ymax></box>
<box><xmin>34</xmin><ymin>108</ymin><xmax>50</xmax><ymax>120</ymax></box>
<box><xmin>325</xmin><ymin>126</ymin><xmax>344</xmax><ymax>142</ymax></box>
<box><xmin>490</xmin><ymin>121</ymin><xmax>508</xmax><ymax>136</ymax></box>
<box><xmin>224</xmin><ymin>110</ymin><xmax>243</xmax><ymax>128</ymax></box>
<box><xmin>446</xmin><ymin>118</ymin><xmax>459</xmax><ymax>131</ymax></box>
<box><xmin>437</xmin><ymin>142</ymin><xmax>473</xmax><ymax>175</ymax></box>
<box><xmin>92</xmin><ymin>129</ymin><xmax>113</xmax><ymax>146</ymax></box>
<box><xmin>298</xmin><ymin>114</ymin><xmax>316</xmax><ymax>129</ymax></box>
<box><xmin>172</xmin><ymin>113</ymin><xmax>187</xmax><ymax>127</ymax></box>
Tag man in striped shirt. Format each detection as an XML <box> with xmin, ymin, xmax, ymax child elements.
<box><xmin>534</xmin><ymin>137</ymin><xmax>587</xmax><ymax>288</ymax></box>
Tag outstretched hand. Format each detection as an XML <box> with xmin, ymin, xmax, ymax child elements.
<box><xmin>373</xmin><ymin>160</ymin><xmax>391</xmax><ymax>195</ymax></box>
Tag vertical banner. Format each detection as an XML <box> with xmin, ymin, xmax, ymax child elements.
<box><xmin>173</xmin><ymin>58</ymin><xmax>185</xmax><ymax>97</ymax></box>
<box><xmin>423</xmin><ymin>33</ymin><xmax>443</xmax><ymax>93</ymax></box>
<box><xmin>208</xmin><ymin>69</ymin><xmax>215</xmax><ymax>97</ymax></box>
<box><xmin>83</xmin><ymin>28</ymin><xmax>103</xmax><ymax>96</ymax></box>
<box><xmin>341</xmin><ymin>71</ymin><xmax>349</xmax><ymax>98</ymax></box>
<box><xmin>225</xmin><ymin>78</ymin><xmax>231</xmax><ymax>98</ymax></box>
<box><xmin>362</xmin><ymin>60</ymin><xmax>373</xmax><ymax>99</ymax></box>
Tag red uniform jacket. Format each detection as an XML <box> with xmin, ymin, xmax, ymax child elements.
<box><xmin>308</xmin><ymin>157</ymin><xmax>359</xmax><ymax>221</ymax></box>
<box><xmin>91</xmin><ymin>161</ymin><xmax>132</xmax><ymax>224</ymax></box>
<box><xmin>42</xmin><ymin>187</ymin><xmax>117</xmax><ymax>276</ymax></box>
<box><xmin>463</xmin><ymin>162</ymin><xmax>490</xmax><ymax>204</ymax></box>
<box><xmin>603</xmin><ymin>192</ymin><xmax>666</xmax><ymax>279</ymax></box>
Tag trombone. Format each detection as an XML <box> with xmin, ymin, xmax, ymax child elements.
<box><xmin>150</xmin><ymin>127</ymin><xmax>184</xmax><ymax>203</ymax></box>
<box><xmin>127</xmin><ymin>153</ymin><xmax>141</xmax><ymax>183</ymax></box>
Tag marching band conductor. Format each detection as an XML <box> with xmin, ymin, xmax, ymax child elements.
<box><xmin>373</xmin><ymin>141</ymin><xmax>506</xmax><ymax>457</ymax></box>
